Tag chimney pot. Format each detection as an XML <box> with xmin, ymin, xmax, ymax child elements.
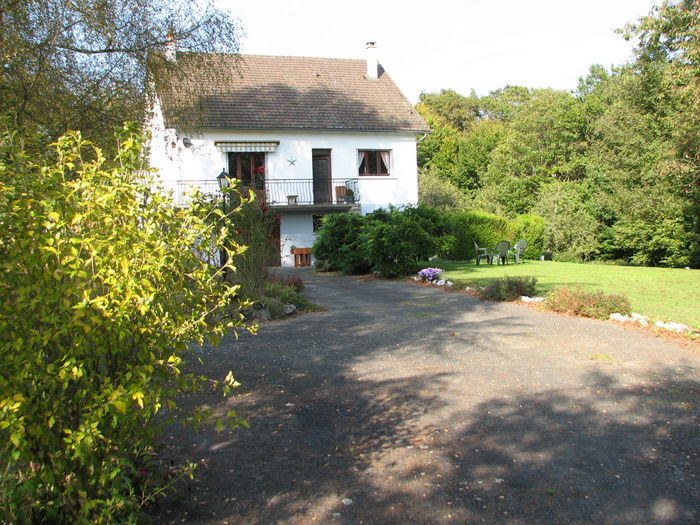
<box><xmin>366</xmin><ymin>41</ymin><xmax>378</xmax><ymax>80</ymax></box>
<box><xmin>165</xmin><ymin>34</ymin><xmax>177</xmax><ymax>62</ymax></box>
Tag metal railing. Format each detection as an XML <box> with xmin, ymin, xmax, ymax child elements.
<box><xmin>175</xmin><ymin>178</ymin><xmax>360</xmax><ymax>207</ymax></box>
<box><xmin>266</xmin><ymin>178</ymin><xmax>360</xmax><ymax>206</ymax></box>
<box><xmin>175</xmin><ymin>180</ymin><xmax>222</xmax><ymax>206</ymax></box>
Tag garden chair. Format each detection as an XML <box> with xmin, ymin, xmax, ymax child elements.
<box><xmin>491</xmin><ymin>240</ymin><xmax>511</xmax><ymax>265</ymax></box>
<box><xmin>508</xmin><ymin>239</ymin><xmax>527</xmax><ymax>264</ymax></box>
<box><xmin>473</xmin><ymin>241</ymin><xmax>490</xmax><ymax>265</ymax></box>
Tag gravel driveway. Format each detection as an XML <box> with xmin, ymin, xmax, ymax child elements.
<box><xmin>157</xmin><ymin>269</ymin><xmax>699</xmax><ymax>525</ymax></box>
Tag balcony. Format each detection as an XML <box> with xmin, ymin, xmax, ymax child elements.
<box><xmin>175</xmin><ymin>180</ymin><xmax>222</xmax><ymax>206</ymax></box>
<box><xmin>265</xmin><ymin>179</ymin><xmax>359</xmax><ymax>207</ymax></box>
<box><xmin>175</xmin><ymin>178</ymin><xmax>360</xmax><ymax>209</ymax></box>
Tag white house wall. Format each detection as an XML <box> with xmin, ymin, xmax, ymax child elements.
<box><xmin>147</xmin><ymin>97</ymin><xmax>422</xmax><ymax>266</ymax></box>
<box><xmin>148</xmin><ymin>103</ymin><xmax>419</xmax><ymax>211</ymax></box>
<box><xmin>279</xmin><ymin>214</ymin><xmax>315</xmax><ymax>267</ymax></box>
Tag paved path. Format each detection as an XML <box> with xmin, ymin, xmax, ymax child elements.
<box><xmin>158</xmin><ymin>270</ymin><xmax>699</xmax><ymax>524</ymax></box>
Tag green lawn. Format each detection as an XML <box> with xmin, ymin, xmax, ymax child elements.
<box><xmin>434</xmin><ymin>260</ymin><xmax>700</xmax><ymax>329</ymax></box>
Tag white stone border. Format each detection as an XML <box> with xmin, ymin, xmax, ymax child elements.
<box><xmin>610</xmin><ymin>312</ymin><xmax>697</xmax><ymax>335</ymax></box>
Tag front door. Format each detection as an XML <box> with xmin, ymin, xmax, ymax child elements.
<box><xmin>312</xmin><ymin>149</ymin><xmax>332</xmax><ymax>204</ymax></box>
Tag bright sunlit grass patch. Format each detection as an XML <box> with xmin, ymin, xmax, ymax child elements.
<box><xmin>435</xmin><ymin>260</ymin><xmax>700</xmax><ymax>329</ymax></box>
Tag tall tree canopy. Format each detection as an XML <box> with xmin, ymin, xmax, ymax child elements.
<box><xmin>416</xmin><ymin>89</ymin><xmax>481</xmax><ymax>132</ymax></box>
<box><xmin>0</xmin><ymin>0</ymin><xmax>241</xmax><ymax>147</ymax></box>
<box><xmin>623</xmin><ymin>0</ymin><xmax>700</xmax><ymax>264</ymax></box>
<box><xmin>416</xmin><ymin>0</ymin><xmax>699</xmax><ymax>266</ymax></box>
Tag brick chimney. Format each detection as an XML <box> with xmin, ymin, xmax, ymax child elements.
<box><xmin>366</xmin><ymin>41</ymin><xmax>378</xmax><ymax>80</ymax></box>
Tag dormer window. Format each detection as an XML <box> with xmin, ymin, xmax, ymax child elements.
<box><xmin>358</xmin><ymin>150</ymin><xmax>390</xmax><ymax>176</ymax></box>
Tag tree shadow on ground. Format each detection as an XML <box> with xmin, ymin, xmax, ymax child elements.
<box><xmin>156</xmin><ymin>362</ymin><xmax>699</xmax><ymax>524</ymax></box>
<box><xmin>153</xmin><ymin>271</ymin><xmax>699</xmax><ymax>524</ymax></box>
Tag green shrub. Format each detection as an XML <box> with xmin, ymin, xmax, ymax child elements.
<box><xmin>0</xmin><ymin>129</ymin><xmax>247</xmax><ymax>523</ymax></box>
<box><xmin>314</xmin><ymin>207</ymin><xmax>442</xmax><ymax>278</ymax></box>
<box><xmin>242</xmin><ymin>280</ymin><xmax>321</xmax><ymax>319</ymax></box>
<box><xmin>479</xmin><ymin>276</ymin><xmax>538</xmax><ymax>301</ymax></box>
<box><xmin>401</xmin><ymin>205</ymin><xmax>456</xmax><ymax>259</ymax></box>
<box><xmin>436</xmin><ymin>234</ymin><xmax>457</xmax><ymax>259</ymax></box>
<box><xmin>445</xmin><ymin>210</ymin><xmax>512</xmax><ymax>260</ymax></box>
<box><xmin>227</xmin><ymin>197</ymin><xmax>279</xmax><ymax>294</ymax></box>
<box><xmin>510</xmin><ymin>214</ymin><xmax>546</xmax><ymax>259</ymax></box>
<box><xmin>401</xmin><ymin>204</ymin><xmax>451</xmax><ymax>238</ymax></box>
<box><xmin>364</xmin><ymin>207</ymin><xmax>392</xmax><ymax>222</ymax></box>
<box><xmin>445</xmin><ymin>210</ymin><xmax>545</xmax><ymax>261</ymax></box>
<box><xmin>312</xmin><ymin>213</ymin><xmax>370</xmax><ymax>274</ymax></box>
<box><xmin>262</xmin><ymin>282</ymin><xmax>321</xmax><ymax>314</ymax></box>
<box><xmin>360</xmin><ymin>210</ymin><xmax>436</xmax><ymax>277</ymax></box>
<box><xmin>611</xmin><ymin>217</ymin><xmax>692</xmax><ymax>268</ymax></box>
<box><xmin>544</xmin><ymin>286</ymin><xmax>631</xmax><ymax>319</ymax></box>
<box><xmin>313</xmin><ymin>205</ymin><xmax>544</xmax><ymax>276</ymax></box>
<box><xmin>553</xmin><ymin>251</ymin><xmax>584</xmax><ymax>263</ymax></box>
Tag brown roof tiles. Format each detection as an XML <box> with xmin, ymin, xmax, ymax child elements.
<box><xmin>156</xmin><ymin>53</ymin><xmax>429</xmax><ymax>133</ymax></box>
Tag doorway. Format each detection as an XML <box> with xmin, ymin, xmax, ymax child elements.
<box><xmin>269</xmin><ymin>219</ymin><xmax>281</xmax><ymax>267</ymax></box>
<box><xmin>312</xmin><ymin>149</ymin><xmax>332</xmax><ymax>204</ymax></box>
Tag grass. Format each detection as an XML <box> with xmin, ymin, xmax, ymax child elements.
<box><xmin>433</xmin><ymin>260</ymin><xmax>700</xmax><ymax>329</ymax></box>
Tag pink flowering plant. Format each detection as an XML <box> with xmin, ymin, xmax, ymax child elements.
<box><xmin>417</xmin><ymin>267</ymin><xmax>444</xmax><ymax>282</ymax></box>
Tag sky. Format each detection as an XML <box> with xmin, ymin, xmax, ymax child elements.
<box><xmin>217</xmin><ymin>0</ymin><xmax>659</xmax><ymax>103</ymax></box>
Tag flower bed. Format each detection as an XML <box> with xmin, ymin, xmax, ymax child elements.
<box><xmin>414</xmin><ymin>267</ymin><xmax>454</xmax><ymax>288</ymax></box>
<box><xmin>417</xmin><ymin>267</ymin><xmax>444</xmax><ymax>282</ymax></box>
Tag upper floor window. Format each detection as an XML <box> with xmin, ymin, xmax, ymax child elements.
<box><xmin>358</xmin><ymin>150</ymin><xmax>390</xmax><ymax>176</ymax></box>
<box><xmin>228</xmin><ymin>152</ymin><xmax>265</xmax><ymax>189</ymax></box>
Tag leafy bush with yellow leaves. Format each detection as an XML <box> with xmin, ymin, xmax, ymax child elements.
<box><xmin>0</xmin><ymin>127</ymin><xmax>248</xmax><ymax>523</ymax></box>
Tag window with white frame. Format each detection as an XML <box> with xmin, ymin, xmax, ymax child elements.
<box><xmin>357</xmin><ymin>150</ymin><xmax>390</xmax><ymax>176</ymax></box>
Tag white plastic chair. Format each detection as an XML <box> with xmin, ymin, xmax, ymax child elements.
<box><xmin>473</xmin><ymin>241</ymin><xmax>490</xmax><ymax>265</ymax></box>
<box><xmin>509</xmin><ymin>240</ymin><xmax>527</xmax><ymax>264</ymax></box>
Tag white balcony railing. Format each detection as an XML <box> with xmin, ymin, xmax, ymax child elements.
<box><xmin>175</xmin><ymin>180</ymin><xmax>222</xmax><ymax>206</ymax></box>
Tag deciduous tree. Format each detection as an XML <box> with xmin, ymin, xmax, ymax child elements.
<box><xmin>0</xmin><ymin>128</ymin><xmax>247</xmax><ymax>521</ymax></box>
<box><xmin>0</xmin><ymin>0</ymin><xmax>240</xmax><ymax>149</ymax></box>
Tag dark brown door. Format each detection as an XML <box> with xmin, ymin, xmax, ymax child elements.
<box><xmin>312</xmin><ymin>149</ymin><xmax>332</xmax><ymax>204</ymax></box>
<box><xmin>269</xmin><ymin>219</ymin><xmax>281</xmax><ymax>267</ymax></box>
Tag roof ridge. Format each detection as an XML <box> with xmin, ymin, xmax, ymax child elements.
<box><xmin>179</xmin><ymin>51</ymin><xmax>366</xmax><ymax>63</ymax></box>
<box><xmin>158</xmin><ymin>52</ymin><xmax>429</xmax><ymax>133</ymax></box>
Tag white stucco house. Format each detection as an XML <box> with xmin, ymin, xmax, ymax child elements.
<box><xmin>147</xmin><ymin>43</ymin><xmax>429</xmax><ymax>267</ymax></box>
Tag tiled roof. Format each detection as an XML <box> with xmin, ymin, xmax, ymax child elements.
<box><xmin>156</xmin><ymin>53</ymin><xmax>429</xmax><ymax>133</ymax></box>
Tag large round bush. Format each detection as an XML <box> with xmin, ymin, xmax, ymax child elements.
<box><xmin>312</xmin><ymin>213</ymin><xmax>370</xmax><ymax>274</ymax></box>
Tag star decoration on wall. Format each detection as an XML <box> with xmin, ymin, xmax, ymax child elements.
<box><xmin>287</xmin><ymin>157</ymin><xmax>297</xmax><ymax>166</ymax></box>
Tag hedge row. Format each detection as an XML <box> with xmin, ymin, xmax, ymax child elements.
<box><xmin>313</xmin><ymin>206</ymin><xmax>545</xmax><ymax>277</ymax></box>
<box><xmin>445</xmin><ymin>211</ymin><xmax>544</xmax><ymax>261</ymax></box>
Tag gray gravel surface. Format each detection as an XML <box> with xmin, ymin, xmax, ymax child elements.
<box><xmin>156</xmin><ymin>269</ymin><xmax>699</xmax><ymax>525</ymax></box>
